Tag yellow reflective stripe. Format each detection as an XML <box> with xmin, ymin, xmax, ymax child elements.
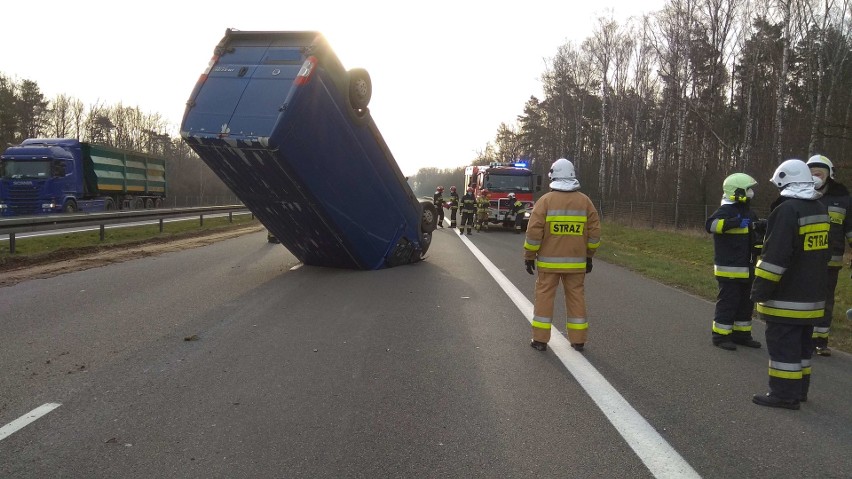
<box><xmin>546</xmin><ymin>215</ymin><xmax>587</xmax><ymax>222</ymax></box>
<box><xmin>523</xmin><ymin>241</ymin><xmax>540</xmax><ymax>251</ymax></box>
<box><xmin>732</xmin><ymin>321</ymin><xmax>752</xmax><ymax>331</ymax></box>
<box><xmin>755</xmin><ymin>269</ymin><xmax>781</xmax><ymax>282</ymax></box>
<box><xmin>769</xmin><ymin>368</ymin><xmax>802</xmax><ymax>380</ymax></box>
<box><xmin>756</xmin><ymin>304</ymin><xmax>823</xmax><ymax>319</ymax></box>
<box><xmin>566</xmin><ymin>322</ymin><xmax>589</xmax><ymax>330</ymax></box>
<box><xmin>799</xmin><ymin>223</ymin><xmax>829</xmax><ymax>234</ymax></box>
<box><xmin>531</xmin><ymin>320</ymin><xmax>552</xmax><ymax>330</ymax></box>
<box><xmin>711</xmin><ymin>219</ymin><xmax>723</xmax><ymax>233</ymax></box>
<box><xmin>828</xmin><ymin>210</ymin><xmax>844</xmax><ymax>224</ymax></box>
<box><xmin>713</xmin><ymin>322</ymin><xmax>732</xmax><ymax>335</ymax></box>
<box><xmin>587</xmin><ymin>239</ymin><xmax>600</xmax><ymax>250</ymax></box>
<box><xmin>802</xmin><ymin>366</ymin><xmax>812</xmax><ymax>376</ymax></box>
<box><xmin>714</xmin><ymin>265</ymin><xmax>750</xmax><ymax>278</ymax></box>
<box><xmin>537</xmin><ymin>261</ymin><xmax>585</xmax><ymax>270</ymax></box>
<box><xmin>725</xmin><ymin>227</ymin><xmax>749</xmax><ymax>234</ymax></box>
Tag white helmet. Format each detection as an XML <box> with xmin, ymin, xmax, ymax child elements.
<box><xmin>806</xmin><ymin>155</ymin><xmax>835</xmax><ymax>179</ymax></box>
<box><xmin>549</xmin><ymin>158</ymin><xmax>575</xmax><ymax>180</ymax></box>
<box><xmin>771</xmin><ymin>159</ymin><xmax>813</xmax><ymax>189</ymax></box>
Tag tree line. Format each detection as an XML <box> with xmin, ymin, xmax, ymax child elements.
<box><xmin>411</xmin><ymin>0</ymin><xmax>852</xmax><ymax>224</ymax></box>
<box><xmin>0</xmin><ymin>74</ymin><xmax>232</xmax><ymax>202</ymax></box>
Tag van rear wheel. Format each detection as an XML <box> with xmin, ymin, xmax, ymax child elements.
<box><xmin>420</xmin><ymin>201</ymin><xmax>437</xmax><ymax>233</ymax></box>
<box><xmin>348</xmin><ymin>68</ymin><xmax>372</xmax><ymax>110</ymax></box>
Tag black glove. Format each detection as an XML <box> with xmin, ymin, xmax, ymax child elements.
<box><xmin>525</xmin><ymin>259</ymin><xmax>535</xmax><ymax>275</ymax></box>
<box><xmin>586</xmin><ymin>257</ymin><xmax>593</xmax><ymax>273</ymax></box>
<box><xmin>722</xmin><ymin>215</ymin><xmax>742</xmax><ymax>231</ymax></box>
<box><xmin>753</xmin><ymin>219</ymin><xmax>767</xmax><ymax>236</ymax></box>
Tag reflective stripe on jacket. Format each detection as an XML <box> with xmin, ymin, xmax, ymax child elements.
<box><xmin>751</xmin><ymin>197</ymin><xmax>831</xmax><ymax>325</ymax></box>
<box><xmin>705</xmin><ymin>203</ymin><xmax>761</xmax><ymax>281</ymax></box>
<box><xmin>816</xmin><ymin>181</ymin><xmax>851</xmax><ymax>268</ymax></box>
<box><xmin>461</xmin><ymin>194</ymin><xmax>476</xmax><ymax>213</ymax></box>
<box><xmin>523</xmin><ymin>190</ymin><xmax>600</xmax><ymax>273</ymax></box>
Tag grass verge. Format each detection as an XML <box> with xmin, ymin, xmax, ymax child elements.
<box><xmin>596</xmin><ymin>222</ymin><xmax>851</xmax><ymax>354</ymax></box>
<box><xmin>0</xmin><ymin>214</ymin><xmax>261</xmax><ymax>269</ymax></box>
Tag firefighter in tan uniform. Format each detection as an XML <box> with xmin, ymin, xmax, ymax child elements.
<box><xmin>524</xmin><ymin>158</ymin><xmax>601</xmax><ymax>352</ymax></box>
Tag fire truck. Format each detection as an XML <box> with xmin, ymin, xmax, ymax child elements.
<box><xmin>463</xmin><ymin>161</ymin><xmax>541</xmax><ymax>231</ymax></box>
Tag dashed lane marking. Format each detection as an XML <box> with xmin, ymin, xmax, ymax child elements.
<box><xmin>457</xmin><ymin>231</ymin><xmax>701</xmax><ymax>479</ymax></box>
<box><xmin>0</xmin><ymin>403</ymin><xmax>62</xmax><ymax>442</ymax></box>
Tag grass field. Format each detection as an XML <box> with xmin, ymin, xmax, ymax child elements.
<box><xmin>595</xmin><ymin>222</ymin><xmax>852</xmax><ymax>354</ymax></box>
<box><xmin>2</xmin><ymin>217</ymin><xmax>848</xmax><ymax>353</ymax></box>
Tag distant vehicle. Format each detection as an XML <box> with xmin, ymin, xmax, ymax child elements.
<box><xmin>180</xmin><ymin>29</ymin><xmax>436</xmax><ymax>270</ymax></box>
<box><xmin>464</xmin><ymin>161</ymin><xmax>540</xmax><ymax>231</ymax></box>
<box><xmin>0</xmin><ymin>139</ymin><xmax>167</xmax><ymax>216</ymax></box>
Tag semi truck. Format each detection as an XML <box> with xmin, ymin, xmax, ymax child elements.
<box><xmin>0</xmin><ymin>139</ymin><xmax>167</xmax><ymax>216</ymax></box>
<box><xmin>464</xmin><ymin>161</ymin><xmax>540</xmax><ymax>231</ymax></box>
<box><xmin>180</xmin><ymin>29</ymin><xmax>437</xmax><ymax>270</ymax></box>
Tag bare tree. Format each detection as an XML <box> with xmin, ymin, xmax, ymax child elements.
<box><xmin>586</xmin><ymin>13</ymin><xmax>620</xmax><ymax>202</ymax></box>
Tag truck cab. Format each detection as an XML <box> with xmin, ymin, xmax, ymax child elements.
<box><xmin>0</xmin><ymin>141</ymin><xmax>83</xmax><ymax>215</ymax></box>
<box><xmin>180</xmin><ymin>30</ymin><xmax>436</xmax><ymax>269</ymax></box>
<box><xmin>464</xmin><ymin>162</ymin><xmax>540</xmax><ymax>231</ymax></box>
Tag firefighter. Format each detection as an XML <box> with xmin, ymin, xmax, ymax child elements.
<box><xmin>459</xmin><ymin>187</ymin><xmax>476</xmax><ymax>235</ymax></box>
<box><xmin>806</xmin><ymin>155</ymin><xmax>852</xmax><ymax>357</ymax></box>
<box><xmin>705</xmin><ymin>173</ymin><xmax>763</xmax><ymax>351</ymax></box>
<box><xmin>433</xmin><ymin>186</ymin><xmax>445</xmax><ymax>228</ymax></box>
<box><xmin>751</xmin><ymin>159</ymin><xmax>831</xmax><ymax>410</ymax></box>
<box><xmin>475</xmin><ymin>189</ymin><xmax>491</xmax><ymax>231</ymax></box>
<box><xmin>524</xmin><ymin>158</ymin><xmax>601</xmax><ymax>352</ymax></box>
<box><xmin>505</xmin><ymin>192</ymin><xmax>525</xmax><ymax>232</ymax></box>
<box><xmin>448</xmin><ymin>186</ymin><xmax>459</xmax><ymax>228</ymax></box>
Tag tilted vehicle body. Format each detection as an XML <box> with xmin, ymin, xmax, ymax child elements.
<box><xmin>0</xmin><ymin>139</ymin><xmax>166</xmax><ymax>216</ymax></box>
<box><xmin>464</xmin><ymin>161</ymin><xmax>540</xmax><ymax>231</ymax></box>
<box><xmin>180</xmin><ymin>29</ymin><xmax>436</xmax><ymax>270</ymax></box>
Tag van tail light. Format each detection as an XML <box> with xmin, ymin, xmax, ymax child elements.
<box><xmin>186</xmin><ymin>55</ymin><xmax>221</xmax><ymax>109</ymax></box>
<box><xmin>295</xmin><ymin>56</ymin><xmax>318</xmax><ymax>86</ymax></box>
<box><xmin>197</xmin><ymin>55</ymin><xmax>220</xmax><ymax>86</ymax></box>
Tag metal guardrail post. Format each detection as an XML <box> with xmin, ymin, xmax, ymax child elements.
<box><xmin>200</xmin><ymin>215</ymin><xmax>204</xmax><ymax>227</ymax></box>
<box><xmin>9</xmin><ymin>233</ymin><xmax>15</xmax><ymax>255</ymax></box>
<box><xmin>159</xmin><ymin>219</ymin><xmax>164</xmax><ymax>233</ymax></box>
<box><xmin>228</xmin><ymin>212</ymin><xmax>233</xmax><ymax>223</ymax></box>
<box><xmin>100</xmin><ymin>225</ymin><xmax>105</xmax><ymax>241</ymax></box>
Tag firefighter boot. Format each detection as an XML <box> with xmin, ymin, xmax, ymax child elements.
<box><xmin>752</xmin><ymin>393</ymin><xmax>800</xmax><ymax>410</ymax></box>
<box><xmin>733</xmin><ymin>337</ymin><xmax>762</xmax><ymax>348</ymax></box>
<box><xmin>571</xmin><ymin>343</ymin><xmax>585</xmax><ymax>352</ymax></box>
<box><xmin>530</xmin><ymin>340</ymin><xmax>547</xmax><ymax>351</ymax></box>
<box><xmin>815</xmin><ymin>346</ymin><xmax>831</xmax><ymax>356</ymax></box>
<box><xmin>467</xmin><ymin>228</ymin><xmax>472</xmax><ymax>235</ymax></box>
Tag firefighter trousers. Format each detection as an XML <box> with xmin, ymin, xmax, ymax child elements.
<box><xmin>436</xmin><ymin>205</ymin><xmax>445</xmax><ymax>226</ymax></box>
<box><xmin>459</xmin><ymin>212</ymin><xmax>474</xmax><ymax>233</ymax></box>
<box><xmin>531</xmin><ymin>271</ymin><xmax>587</xmax><ymax>345</ymax></box>
<box><xmin>449</xmin><ymin>207</ymin><xmax>458</xmax><ymax>228</ymax></box>
<box><xmin>812</xmin><ymin>267</ymin><xmax>839</xmax><ymax>348</ymax></box>
<box><xmin>765</xmin><ymin>322</ymin><xmax>813</xmax><ymax>401</ymax></box>
<box><xmin>712</xmin><ymin>280</ymin><xmax>755</xmax><ymax>344</ymax></box>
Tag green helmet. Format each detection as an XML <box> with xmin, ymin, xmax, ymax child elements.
<box><xmin>722</xmin><ymin>173</ymin><xmax>757</xmax><ymax>202</ymax></box>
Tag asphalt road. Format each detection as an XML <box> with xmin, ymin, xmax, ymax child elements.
<box><xmin>0</xmin><ymin>227</ymin><xmax>849</xmax><ymax>478</ymax></box>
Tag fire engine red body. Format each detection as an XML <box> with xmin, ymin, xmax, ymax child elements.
<box><xmin>463</xmin><ymin>161</ymin><xmax>538</xmax><ymax>230</ymax></box>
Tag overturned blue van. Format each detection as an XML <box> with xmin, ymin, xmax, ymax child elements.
<box><xmin>180</xmin><ymin>30</ymin><xmax>437</xmax><ymax>269</ymax></box>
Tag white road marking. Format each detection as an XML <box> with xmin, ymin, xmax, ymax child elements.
<box><xmin>457</xmin><ymin>232</ymin><xmax>701</xmax><ymax>479</ymax></box>
<box><xmin>0</xmin><ymin>403</ymin><xmax>62</xmax><ymax>442</ymax></box>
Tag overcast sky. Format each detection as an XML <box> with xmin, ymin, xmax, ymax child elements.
<box><xmin>1</xmin><ymin>0</ymin><xmax>666</xmax><ymax>176</ymax></box>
